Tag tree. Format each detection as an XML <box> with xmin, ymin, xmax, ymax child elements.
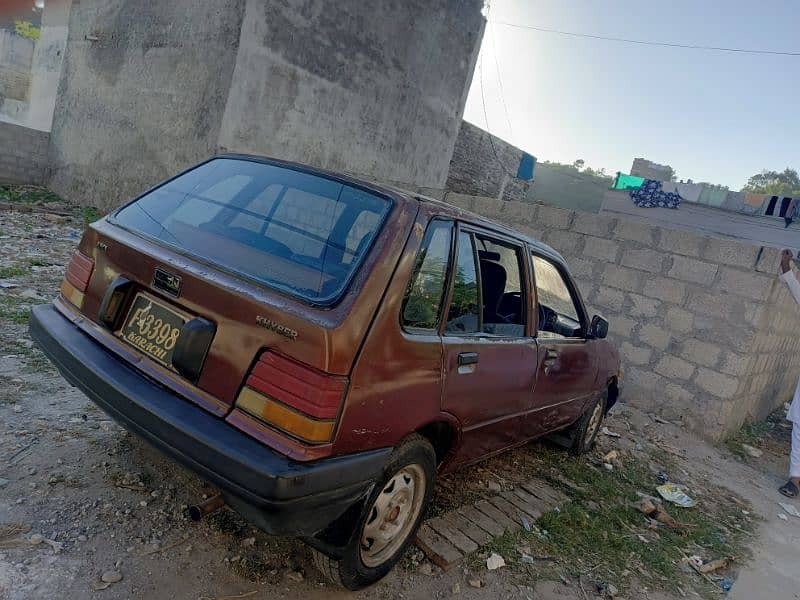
<box><xmin>14</xmin><ymin>20</ymin><xmax>40</xmax><ymax>42</ymax></box>
<box><xmin>572</xmin><ymin>159</ymin><xmax>585</xmax><ymax>171</ymax></box>
<box><xmin>742</xmin><ymin>168</ymin><xmax>800</xmax><ymax>196</ymax></box>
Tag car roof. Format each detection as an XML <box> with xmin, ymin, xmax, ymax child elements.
<box><xmin>215</xmin><ymin>153</ymin><xmax>568</xmax><ymax>270</ymax></box>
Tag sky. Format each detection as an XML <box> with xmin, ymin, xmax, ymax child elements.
<box><xmin>462</xmin><ymin>0</ymin><xmax>800</xmax><ymax>190</ymax></box>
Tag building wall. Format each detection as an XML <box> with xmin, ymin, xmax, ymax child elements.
<box><xmin>0</xmin><ymin>120</ymin><xmax>49</xmax><ymax>184</ymax></box>
<box><xmin>0</xmin><ymin>28</ymin><xmax>34</xmax><ymax>104</ymax></box>
<box><xmin>441</xmin><ymin>194</ymin><xmax>800</xmax><ymax>440</ymax></box>
<box><xmin>48</xmin><ymin>0</ymin><xmax>246</xmax><ymax>208</ymax></box>
<box><xmin>631</xmin><ymin>157</ymin><xmax>673</xmax><ymax>181</ymax></box>
<box><xmin>445</xmin><ymin>120</ymin><xmax>533</xmax><ymax>202</ymax></box>
<box><xmin>48</xmin><ymin>0</ymin><xmax>484</xmax><ymax>211</ymax></box>
<box><xmin>218</xmin><ymin>0</ymin><xmax>484</xmax><ymax>191</ymax></box>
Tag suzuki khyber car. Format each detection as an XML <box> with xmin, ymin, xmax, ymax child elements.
<box><xmin>31</xmin><ymin>155</ymin><xmax>620</xmax><ymax>589</ymax></box>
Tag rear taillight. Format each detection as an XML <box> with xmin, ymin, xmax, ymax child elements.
<box><xmin>61</xmin><ymin>251</ymin><xmax>94</xmax><ymax>309</ymax></box>
<box><xmin>235</xmin><ymin>352</ymin><xmax>347</xmax><ymax>444</ymax></box>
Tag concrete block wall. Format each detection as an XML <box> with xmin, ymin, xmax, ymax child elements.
<box><xmin>0</xmin><ymin>121</ymin><xmax>49</xmax><ymax>185</ymax></box>
<box><xmin>442</xmin><ymin>194</ymin><xmax>800</xmax><ymax>440</ymax></box>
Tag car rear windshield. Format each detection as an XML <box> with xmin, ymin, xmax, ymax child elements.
<box><xmin>112</xmin><ymin>158</ymin><xmax>391</xmax><ymax>304</ymax></box>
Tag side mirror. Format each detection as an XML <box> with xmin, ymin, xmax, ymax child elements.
<box><xmin>589</xmin><ymin>315</ymin><xmax>609</xmax><ymax>339</ymax></box>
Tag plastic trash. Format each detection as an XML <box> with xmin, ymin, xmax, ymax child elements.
<box><xmin>486</xmin><ymin>552</ymin><xmax>505</xmax><ymax>570</ymax></box>
<box><xmin>656</xmin><ymin>484</ymin><xmax>696</xmax><ymax>508</ymax></box>
<box><xmin>779</xmin><ymin>502</ymin><xmax>800</xmax><ymax>518</ymax></box>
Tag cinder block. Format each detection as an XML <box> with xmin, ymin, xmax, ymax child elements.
<box><xmin>614</xmin><ymin>220</ymin><xmax>656</xmax><ymax>245</ymax></box>
<box><xmin>445</xmin><ymin>193</ymin><xmax>475</xmax><ymax>211</ymax></box>
<box><xmin>638</xmin><ymin>323</ymin><xmax>671</xmax><ymax>351</ymax></box>
<box><xmin>627</xmin><ymin>293</ymin><xmax>661</xmax><ymax>318</ymax></box>
<box><xmin>658</xmin><ymin>228</ymin><xmax>704</xmax><ymax>257</ymax></box>
<box><xmin>601</xmin><ymin>264</ymin><xmax>644</xmax><ymax>292</ymax></box>
<box><xmin>545</xmin><ymin>230</ymin><xmax>583</xmax><ymax>255</ymax></box>
<box><xmin>654</xmin><ymin>355</ymin><xmax>696</xmax><ymax>379</ymax></box>
<box><xmin>571</xmin><ymin>212</ymin><xmax>615</xmax><ymax>237</ymax></box>
<box><xmin>624</xmin><ymin>368</ymin><xmax>666</xmax><ymax>400</ymax></box>
<box><xmin>568</xmin><ymin>257</ymin><xmax>595</xmax><ymax>279</ymax></box>
<box><xmin>501</xmin><ymin>201</ymin><xmax>536</xmax><ymax>224</ymax></box>
<box><xmin>621</xmin><ymin>341</ymin><xmax>652</xmax><ymax>365</ymax></box>
<box><xmin>536</xmin><ymin>204</ymin><xmax>573</xmax><ymax>229</ymax></box>
<box><xmin>679</xmin><ymin>339</ymin><xmax>721</xmax><ymax>368</ymax></box>
<box><xmin>593</xmin><ymin>286</ymin><xmax>625</xmax><ymax>312</ymax></box>
<box><xmin>668</xmin><ymin>256</ymin><xmax>719</xmax><ymax>284</ymax></box>
<box><xmin>755</xmin><ymin>247</ymin><xmax>782</xmax><ymax>274</ymax></box>
<box><xmin>704</xmin><ymin>238</ymin><xmax>759</xmax><ymax>269</ymax></box>
<box><xmin>689</xmin><ymin>292</ymin><xmax>746</xmax><ymax>320</ymax></box>
<box><xmin>610</xmin><ymin>314</ymin><xmax>637</xmax><ymax>338</ymax></box>
<box><xmin>695</xmin><ymin>368</ymin><xmax>738</xmax><ymax>399</ymax></box>
<box><xmin>663</xmin><ymin>382</ymin><xmax>693</xmax><ymax>404</ymax></box>
<box><xmin>642</xmin><ymin>276</ymin><xmax>687</xmax><ymax>304</ymax></box>
<box><xmin>621</xmin><ymin>248</ymin><xmax>664</xmax><ymax>274</ymax></box>
<box><xmin>718</xmin><ymin>267</ymin><xmax>776</xmax><ymax>301</ymax></box>
<box><xmin>583</xmin><ymin>236</ymin><xmax>620</xmax><ymax>263</ymax></box>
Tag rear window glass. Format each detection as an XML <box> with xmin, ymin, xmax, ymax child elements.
<box><xmin>112</xmin><ymin>159</ymin><xmax>391</xmax><ymax>304</ymax></box>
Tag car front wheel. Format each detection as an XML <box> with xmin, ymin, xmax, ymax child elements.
<box><xmin>312</xmin><ymin>434</ymin><xmax>436</xmax><ymax>590</ymax></box>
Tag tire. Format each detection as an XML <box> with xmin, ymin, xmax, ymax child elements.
<box><xmin>569</xmin><ymin>394</ymin><xmax>607</xmax><ymax>455</ymax></box>
<box><xmin>312</xmin><ymin>434</ymin><xmax>436</xmax><ymax>590</ymax></box>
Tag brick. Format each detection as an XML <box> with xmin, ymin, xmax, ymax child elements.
<box><xmin>488</xmin><ymin>496</ymin><xmax>533</xmax><ymax>526</ymax></box>
<box><xmin>571</xmin><ymin>212</ymin><xmax>615</xmax><ymax>237</ymax></box>
<box><xmin>536</xmin><ymin>205</ymin><xmax>573</xmax><ymax>229</ymax></box>
<box><xmin>718</xmin><ymin>267</ymin><xmax>775</xmax><ymax>300</ymax></box>
<box><xmin>415</xmin><ymin>524</ymin><xmax>463</xmax><ymax>570</ymax></box>
<box><xmin>499</xmin><ymin>491</ymin><xmax>542</xmax><ymax>523</ymax></box>
<box><xmin>654</xmin><ymin>355</ymin><xmax>696</xmax><ymax>380</ymax></box>
<box><xmin>678</xmin><ymin>338</ymin><xmax>721</xmax><ymax>368</ymax></box>
<box><xmin>622</xmin><ymin>368</ymin><xmax>666</xmax><ymax>401</ymax></box>
<box><xmin>593</xmin><ymin>286</ymin><xmax>625</xmax><ymax>312</ymax></box>
<box><xmin>520</xmin><ymin>480</ymin><xmax>569</xmax><ymax>506</ymax></box>
<box><xmin>668</xmin><ymin>256</ymin><xmax>719</xmax><ymax>284</ymax></box>
<box><xmin>703</xmin><ymin>238</ymin><xmax>759</xmax><ymax>269</ymax></box>
<box><xmin>583</xmin><ymin>236</ymin><xmax>620</xmax><ymax>263</ymax></box>
<box><xmin>615</xmin><ymin>220</ymin><xmax>656</xmax><ymax>245</ymax></box>
<box><xmin>545</xmin><ymin>230</ymin><xmax>583</xmax><ymax>255</ymax></box>
<box><xmin>621</xmin><ymin>341</ymin><xmax>652</xmax><ymax>365</ymax></box>
<box><xmin>695</xmin><ymin>368</ymin><xmax>738</xmax><ymax>399</ymax></box>
<box><xmin>638</xmin><ymin>324</ymin><xmax>671</xmax><ymax>351</ymax></box>
<box><xmin>627</xmin><ymin>293</ymin><xmax>661</xmax><ymax>318</ymax></box>
<box><xmin>663</xmin><ymin>382</ymin><xmax>693</xmax><ymax>404</ymax></box>
<box><xmin>455</xmin><ymin>506</ymin><xmax>503</xmax><ymax>538</ymax></box>
<box><xmin>601</xmin><ymin>264</ymin><xmax>644</xmax><ymax>292</ymax></box>
<box><xmin>642</xmin><ymin>276</ymin><xmax>687</xmax><ymax>304</ymax></box>
<box><xmin>474</xmin><ymin>499</ymin><xmax>519</xmax><ymax>532</ymax></box>
<box><xmin>509</xmin><ymin>488</ymin><xmax>548</xmax><ymax>518</ymax></box>
<box><xmin>427</xmin><ymin>516</ymin><xmax>479</xmax><ymax>554</ymax></box>
<box><xmin>621</xmin><ymin>249</ymin><xmax>664</xmax><ymax>274</ymax></box>
<box><xmin>658</xmin><ymin>229</ymin><xmax>704</xmax><ymax>257</ymax></box>
<box><xmin>442</xmin><ymin>512</ymin><xmax>492</xmax><ymax>546</ymax></box>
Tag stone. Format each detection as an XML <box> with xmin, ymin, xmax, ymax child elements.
<box><xmin>638</xmin><ymin>324</ymin><xmax>671</xmax><ymax>351</ymax></box>
<box><xmin>703</xmin><ymin>238</ymin><xmax>759</xmax><ymax>269</ymax></box>
<box><xmin>627</xmin><ymin>293</ymin><xmax>661</xmax><ymax>318</ymax></box>
<box><xmin>621</xmin><ymin>249</ymin><xmax>664</xmax><ymax>273</ymax></box>
<box><xmin>583</xmin><ymin>236</ymin><xmax>620</xmax><ymax>263</ymax></box>
<box><xmin>668</xmin><ymin>256</ymin><xmax>719</xmax><ymax>284</ymax></box>
<box><xmin>452</xmin><ymin>582</ymin><xmax>461</xmax><ymax>594</ymax></box>
<box><xmin>101</xmin><ymin>571</ymin><xmax>123</xmax><ymax>584</ymax></box>
<box><xmin>419</xmin><ymin>562</ymin><xmax>433</xmax><ymax>576</ymax></box>
<box><xmin>536</xmin><ymin>205</ymin><xmax>573</xmax><ymax>229</ymax></box>
<box><xmin>593</xmin><ymin>286</ymin><xmax>625</xmax><ymax>312</ymax></box>
<box><xmin>642</xmin><ymin>276</ymin><xmax>687</xmax><ymax>304</ymax></box>
<box><xmin>741</xmin><ymin>444</ymin><xmax>763</xmax><ymax>458</ymax></box>
<box><xmin>695</xmin><ymin>368</ymin><xmax>738</xmax><ymax>399</ymax></box>
<box><xmin>614</xmin><ymin>221</ymin><xmax>656</xmax><ymax>245</ymax></box>
<box><xmin>486</xmin><ymin>552</ymin><xmax>505</xmax><ymax>570</ymax></box>
<box><xmin>601</xmin><ymin>264</ymin><xmax>644</xmax><ymax>293</ymax></box>
<box><xmin>415</xmin><ymin>524</ymin><xmax>463</xmax><ymax>571</ymax></box>
<box><xmin>658</xmin><ymin>229</ymin><xmax>703</xmax><ymax>257</ymax></box>
<box><xmin>241</xmin><ymin>536</ymin><xmax>256</xmax><ymax>547</ymax></box>
<box><xmin>654</xmin><ymin>356</ymin><xmax>695</xmax><ymax>380</ymax></box>
<box><xmin>29</xmin><ymin>534</ymin><xmax>43</xmax><ymax>545</ymax></box>
<box><xmin>620</xmin><ymin>342</ymin><xmax>652</xmax><ymax>366</ymax></box>
<box><xmin>718</xmin><ymin>267</ymin><xmax>775</xmax><ymax>301</ymax></box>
<box><xmin>468</xmin><ymin>579</ymin><xmax>482</xmax><ymax>588</ymax></box>
<box><xmin>679</xmin><ymin>339</ymin><xmax>722</xmax><ymax>368</ymax></box>
<box><xmin>571</xmin><ymin>212</ymin><xmax>615</xmax><ymax>237</ymax></box>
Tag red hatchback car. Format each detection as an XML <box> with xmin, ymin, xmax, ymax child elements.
<box><xmin>31</xmin><ymin>156</ymin><xmax>620</xmax><ymax>589</ymax></box>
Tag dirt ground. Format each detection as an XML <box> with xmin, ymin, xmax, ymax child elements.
<box><xmin>1</xmin><ymin>205</ymin><xmax>799</xmax><ymax>600</ymax></box>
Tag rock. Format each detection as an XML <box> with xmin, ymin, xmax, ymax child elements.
<box><xmin>741</xmin><ymin>444</ymin><xmax>763</xmax><ymax>458</ymax></box>
<box><xmin>601</xmin><ymin>427</ymin><xmax>621</xmax><ymax>438</ymax></box>
<box><xmin>12</xmin><ymin>404</ymin><xmax>22</xmax><ymax>413</ymax></box>
<box><xmin>603</xmin><ymin>450</ymin><xmax>619</xmax><ymax>463</ymax></box>
<box><xmin>605</xmin><ymin>583</ymin><xmax>619</xmax><ymax>597</ymax></box>
<box><xmin>241</xmin><ymin>536</ymin><xmax>256</xmax><ymax>547</ymax></box>
<box><xmin>29</xmin><ymin>534</ymin><xmax>43</xmax><ymax>545</ymax></box>
<box><xmin>419</xmin><ymin>561</ymin><xmax>433</xmax><ymax>576</ymax></box>
<box><xmin>468</xmin><ymin>579</ymin><xmax>482</xmax><ymax>588</ymax></box>
<box><xmin>286</xmin><ymin>570</ymin><xmax>303</xmax><ymax>582</ymax></box>
<box><xmin>0</xmin><ymin>478</ymin><xmax>9</xmax><ymax>488</ymax></box>
<box><xmin>486</xmin><ymin>552</ymin><xmax>505</xmax><ymax>570</ymax></box>
<box><xmin>101</xmin><ymin>571</ymin><xmax>123</xmax><ymax>584</ymax></box>
<box><xmin>486</xmin><ymin>480</ymin><xmax>502</xmax><ymax>492</ymax></box>
<box><xmin>78</xmin><ymin>535</ymin><xmax>88</xmax><ymax>542</ymax></box>
<box><xmin>634</xmin><ymin>498</ymin><xmax>657</xmax><ymax>516</ymax></box>
<box><xmin>452</xmin><ymin>582</ymin><xmax>461</xmax><ymax>594</ymax></box>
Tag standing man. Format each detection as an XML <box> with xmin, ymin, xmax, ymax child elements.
<box><xmin>780</xmin><ymin>249</ymin><xmax>800</xmax><ymax>497</ymax></box>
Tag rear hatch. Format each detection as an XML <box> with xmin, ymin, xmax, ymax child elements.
<box><xmin>59</xmin><ymin>157</ymin><xmax>414</xmax><ymax>458</ymax></box>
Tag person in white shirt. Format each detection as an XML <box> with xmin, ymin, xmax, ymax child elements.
<box><xmin>779</xmin><ymin>249</ymin><xmax>800</xmax><ymax>497</ymax></box>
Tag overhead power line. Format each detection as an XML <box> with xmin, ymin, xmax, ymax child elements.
<box><xmin>491</xmin><ymin>20</ymin><xmax>800</xmax><ymax>56</ymax></box>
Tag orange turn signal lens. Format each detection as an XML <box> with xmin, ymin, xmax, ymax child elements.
<box><xmin>236</xmin><ymin>387</ymin><xmax>335</xmax><ymax>444</ymax></box>
<box><xmin>60</xmin><ymin>279</ymin><xmax>85</xmax><ymax>309</ymax></box>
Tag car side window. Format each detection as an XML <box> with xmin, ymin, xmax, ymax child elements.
<box><xmin>445</xmin><ymin>230</ymin><xmax>480</xmax><ymax>334</ymax></box>
<box><xmin>474</xmin><ymin>234</ymin><xmax>526</xmax><ymax>337</ymax></box>
<box><xmin>532</xmin><ymin>255</ymin><xmax>583</xmax><ymax>339</ymax></box>
<box><xmin>401</xmin><ymin>220</ymin><xmax>453</xmax><ymax>332</ymax></box>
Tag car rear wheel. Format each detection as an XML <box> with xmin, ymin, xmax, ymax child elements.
<box><xmin>312</xmin><ymin>434</ymin><xmax>436</xmax><ymax>590</ymax></box>
<box><xmin>569</xmin><ymin>394</ymin><xmax>606</xmax><ymax>455</ymax></box>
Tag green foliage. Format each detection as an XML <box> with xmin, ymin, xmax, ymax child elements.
<box><xmin>14</xmin><ymin>20</ymin><xmax>40</xmax><ymax>41</ymax></box>
<box><xmin>0</xmin><ymin>184</ymin><xmax>64</xmax><ymax>206</ymax></box>
<box><xmin>540</xmin><ymin>160</ymin><xmax>613</xmax><ymax>183</ymax></box>
<box><xmin>743</xmin><ymin>168</ymin><xmax>800</xmax><ymax>197</ymax></box>
<box><xmin>82</xmin><ymin>206</ymin><xmax>99</xmax><ymax>228</ymax></box>
<box><xmin>698</xmin><ymin>182</ymin><xmax>730</xmax><ymax>192</ymax></box>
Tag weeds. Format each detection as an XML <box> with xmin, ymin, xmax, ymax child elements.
<box><xmin>82</xmin><ymin>206</ymin><xmax>99</xmax><ymax>228</ymax></box>
<box><xmin>0</xmin><ymin>185</ymin><xmax>64</xmax><ymax>206</ymax></box>
<box><xmin>725</xmin><ymin>421</ymin><xmax>772</xmax><ymax>459</ymax></box>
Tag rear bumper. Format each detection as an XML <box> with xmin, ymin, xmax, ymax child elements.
<box><xmin>29</xmin><ymin>303</ymin><xmax>390</xmax><ymax>537</ymax></box>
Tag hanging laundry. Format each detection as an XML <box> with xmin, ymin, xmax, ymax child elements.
<box><xmin>762</xmin><ymin>195</ymin><xmax>780</xmax><ymax>216</ymax></box>
<box><xmin>697</xmin><ymin>187</ymin><xmax>728</xmax><ymax>207</ymax></box>
<box><xmin>629</xmin><ymin>179</ymin><xmax>681</xmax><ymax>209</ymax></box>
<box><xmin>785</xmin><ymin>198</ymin><xmax>798</xmax><ymax>228</ymax></box>
<box><xmin>742</xmin><ymin>192</ymin><xmax>766</xmax><ymax>215</ymax></box>
<box><xmin>676</xmin><ymin>182</ymin><xmax>703</xmax><ymax>203</ymax></box>
<box><xmin>762</xmin><ymin>196</ymin><xmax>794</xmax><ymax>218</ymax></box>
<box><xmin>722</xmin><ymin>191</ymin><xmax>746</xmax><ymax>212</ymax></box>
<box><xmin>613</xmin><ymin>173</ymin><xmax>645</xmax><ymax>190</ymax></box>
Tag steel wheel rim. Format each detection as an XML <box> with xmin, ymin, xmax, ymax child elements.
<box><xmin>584</xmin><ymin>401</ymin><xmax>604</xmax><ymax>445</ymax></box>
<box><xmin>360</xmin><ymin>464</ymin><xmax>426</xmax><ymax>568</ymax></box>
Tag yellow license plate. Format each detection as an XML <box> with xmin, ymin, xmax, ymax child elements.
<box><xmin>120</xmin><ymin>294</ymin><xmax>186</xmax><ymax>367</ymax></box>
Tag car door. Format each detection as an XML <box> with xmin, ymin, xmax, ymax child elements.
<box><xmin>526</xmin><ymin>252</ymin><xmax>598</xmax><ymax>437</ymax></box>
<box><xmin>441</xmin><ymin>224</ymin><xmax>538</xmax><ymax>467</ymax></box>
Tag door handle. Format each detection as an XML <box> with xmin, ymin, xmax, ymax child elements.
<box><xmin>458</xmin><ymin>352</ymin><xmax>479</xmax><ymax>366</ymax></box>
<box><xmin>545</xmin><ymin>349</ymin><xmax>559</xmax><ymax>360</ymax></box>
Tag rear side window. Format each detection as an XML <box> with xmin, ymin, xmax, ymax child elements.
<box><xmin>401</xmin><ymin>220</ymin><xmax>453</xmax><ymax>332</ymax></box>
<box><xmin>112</xmin><ymin>159</ymin><xmax>391</xmax><ymax>304</ymax></box>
